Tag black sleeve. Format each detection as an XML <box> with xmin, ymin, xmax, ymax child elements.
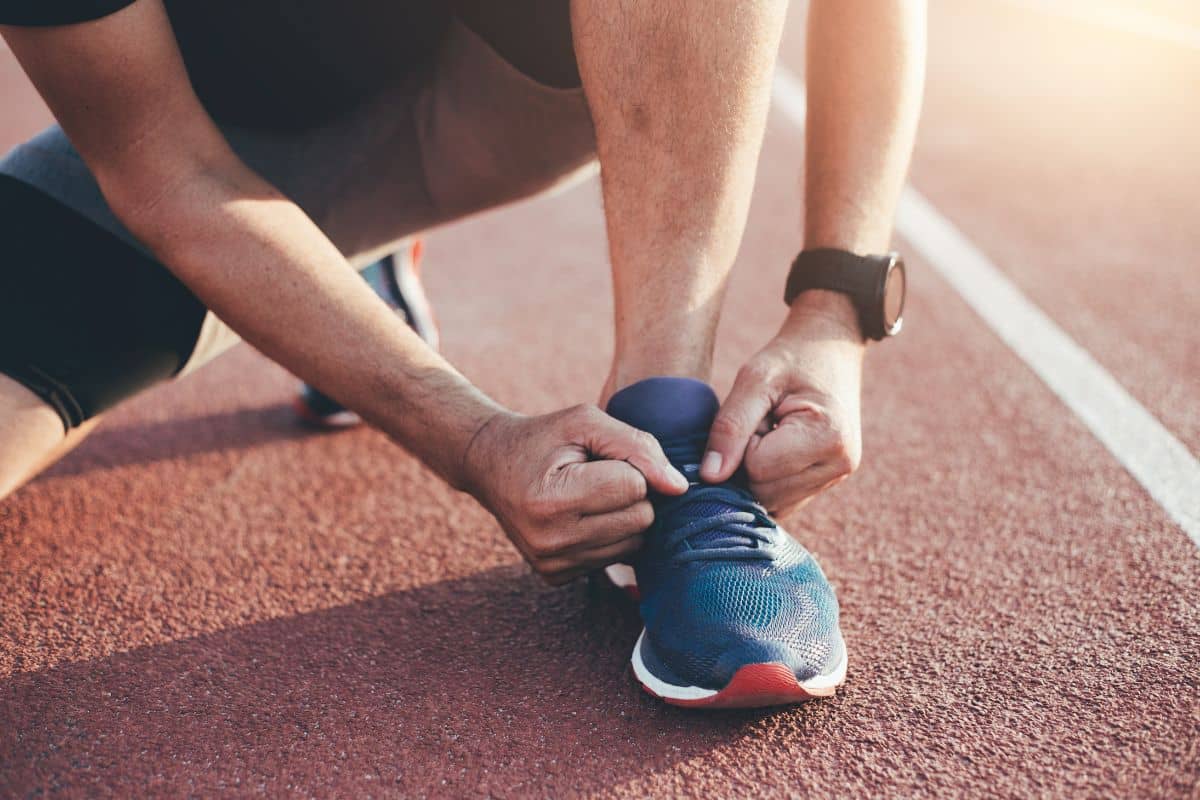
<box><xmin>0</xmin><ymin>0</ymin><xmax>136</xmax><ymax>27</ymax></box>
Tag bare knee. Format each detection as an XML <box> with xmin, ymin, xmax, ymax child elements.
<box><xmin>0</xmin><ymin>374</ymin><xmax>72</xmax><ymax>500</ymax></box>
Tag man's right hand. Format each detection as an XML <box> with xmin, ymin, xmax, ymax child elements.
<box><xmin>463</xmin><ymin>404</ymin><xmax>689</xmax><ymax>585</ymax></box>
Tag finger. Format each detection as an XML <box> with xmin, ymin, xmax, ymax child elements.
<box><xmin>752</xmin><ymin>465</ymin><xmax>846</xmax><ymax>514</ymax></box>
<box><xmin>576</xmin><ymin>499</ymin><xmax>655</xmax><ymax>543</ymax></box>
<box><xmin>559</xmin><ymin>460</ymin><xmax>648</xmax><ymax>515</ymax></box>
<box><xmin>579</xmin><ymin>411</ymin><xmax>689</xmax><ymax>495</ymax></box>
<box><xmin>742</xmin><ymin>416</ymin><xmax>831</xmax><ymax>485</ymax></box>
<box><xmin>548</xmin><ymin>500</ymin><xmax>656</xmax><ymax>558</ymax></box>
<box><xmin>702</xmin><ymin>369</ymin><xmax>776</xmax><ymax>483</ymax></box>
<box><xmin>536</xmin><ymin>534</ymin><xmax>646</xmax><ymax>585</ymax></box>
<box><xmin>524</xmin><ymin>499</ymin><xmax>653</xmax><ymax>560</ymax></box>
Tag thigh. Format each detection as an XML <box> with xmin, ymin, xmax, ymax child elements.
<box><xmin>413</xmin><ymin>20</ymin><xmax>597</xmax><ymax>227</ymax></box>
<box><xmin>218</xmin><ymin>18</ymin><xmax>597</xmax><ymax>265</ymax></box>
<box><xmin>0</xmin><ymin>173</ymin><xmax>208</xmax><ymax>432</ymax></box>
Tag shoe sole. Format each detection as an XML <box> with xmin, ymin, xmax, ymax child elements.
<box><xmin>630</xmin><ymin>630</ymin><xmax>847</xmax><ymax>709</ymax></box>
<box><xmin>603</xmin><ymin>564</ymin><xmax>640</xmax><ymax>602</ymax></box>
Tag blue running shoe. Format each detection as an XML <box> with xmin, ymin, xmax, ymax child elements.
<box><xmin>294</xmin><ymin>240</ymin><xmax>439</xmax><ymax>428</ymax></box>
<box><xmin>605</xmin><ymin>377</ymin><xmax>847</xmax><ymax>708</ymax></box>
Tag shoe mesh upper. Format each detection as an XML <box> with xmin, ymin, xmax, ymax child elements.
<box><xmin>604</xmin><ymin>376</ymin><xmax>845</xmax><ymax>692</ymax></box>
<box><xmin>638</xmin><ymin>531</ymin><xmax>841</xmax><ymax>688</ymax></box>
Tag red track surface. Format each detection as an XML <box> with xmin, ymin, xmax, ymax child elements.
<box><xmin>2</xmin><ymin>3</ymin><xmax>1198</xmax><ymax>797</ymax></box>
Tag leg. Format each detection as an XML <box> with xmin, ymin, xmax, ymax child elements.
<box><xmin>0</xmin><ymin>7</ymin><xmax>598</xmax><ymax>494</ymax></box>
<box><xmin>570</xmin><ymin>0</ymin><xmax>788</xmax><ymax>397</ymax></box>
<box><xmin>0</xmin><ymin>168</ymin><xmax>208</xmax><ymax>501</ymax></box>
<box><xmin>0</xmin><ymin>375</ymin><xmax>100</xmax><ymax>500</ymax></box>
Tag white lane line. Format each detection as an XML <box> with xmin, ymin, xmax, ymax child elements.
<box><xmin>998</xmin><ymin>0</ymin><xmax>1200</xmax><ymax>52</ymax></box>
<box><xmin>770</xmin><ymin>68</ymin><xmax>1200</xmax><ymax>546</ymax></box>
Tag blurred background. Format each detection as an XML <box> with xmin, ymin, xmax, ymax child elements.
<box><xmin>1</xmin><ymin>1</ymin><xmax>1197</xmax><ymax>797</ymax></box>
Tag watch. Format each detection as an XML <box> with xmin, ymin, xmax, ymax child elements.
<box><xmin>783</xmin><ymin>248</ymin><xmax>907</xmax><ymax>341</ymax></box>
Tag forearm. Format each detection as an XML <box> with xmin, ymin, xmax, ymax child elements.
<box><xmin>4</xmin><ymin>5</ymin><xmax>499</xmax><ymax>490</ymax></box>
<box><xmin>804</xmin><ymin>0</ymin><xmax>926</xmax><ymax>260</ymax></box>
<box><xmin>573</xmin><ymin>0</ymin><xmax>788</xmax><ymax>392</ymax></box>
<box><xmin>120</xmin><ymin>163</ymin><xmax>501</xmax><ymax>488</ymax></box>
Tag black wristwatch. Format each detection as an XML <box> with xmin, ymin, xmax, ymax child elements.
<box><xmin>783</xmin><ymin>248</ymin><xmax>907</xmax><ymax>341</ymax></box>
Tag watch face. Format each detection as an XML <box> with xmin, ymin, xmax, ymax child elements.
<box><xmin>881</xmin><ymin>256</ymin><xmax>906</xmax><ymax>335</ymax></box>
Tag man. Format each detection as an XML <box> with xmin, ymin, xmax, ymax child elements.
<box><xmin>0</xmin><ymin>0</ymin><xmax>925</xmax><ymax>708</ymax></box>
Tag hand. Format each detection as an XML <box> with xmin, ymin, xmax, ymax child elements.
<box><xmin>463</xmin><ymin>404</ymin><xmax>689</xmax><ymax>585</ymax></box>
<box><xmin>701</xmin><ymin>291</ymin><xmax>866</xmax><ymax>516</ymax></box>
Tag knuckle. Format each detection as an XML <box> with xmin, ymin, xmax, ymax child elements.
<box><xmin>632</xmin><ymin>429</ymin><xmax>660</xmax><ymax>455</ymax></box>
<box><xmin>805</xmin><ymin>402</ymin><xmax>835</xmax><ymax>426</ymax></box>
<box><xmin>638</xmin><ymin>431</ymin><xmax>667</xmax><ymax>462</ymax></box>
<box><xmin>845</xmin><ymin>436</ymin><xmax>863</xmax><ymax>472</ymax></box>
<box><xmin>842</xmin><ymin>447</ymin><xmax>861</xmax><ymax>474</ymax></box>
<box><xmin>745</xmin><ymin>457</ymin><xmax>773</xmax><ymax>484</ymax></box>
<box><xmin>738</xmin><ymin>359</ymin><xmax>775</xmax><ymax>386</ymax></box>
<box><xmin>563</xmin><ymin>403</ymin><xmax>601</xmax><ymax>431</ymax></box>
<box><xmin>826</xmin><ymin>438</ymin><xmax>850</xmax><ymax>464</ymax></box>
<box><xmin>524</xmin><ymin>493</ymin><xmax>558</xmax><ymax>522</ymax></box>
<box><xmin>579</xmin><ymin>403</ymin><xmax>604</xmax><ymax>422</ymax></box>
<box><xmin>826</xmin><ymin>433</ymin><xmax>861</xmax><ymax>475</ymax></box>
<box><xmin>527</xmin><ymin>537</ymin><xmax>556</xmax><ymax>558</ymax></box>
<box><xmin>617</xmin><ymin>468</ymin><xmax>648</xmax><ymax>502</ymax></box>
<box><xmin>631</xmin><ymin>501</ymin><xmax>655</xmax><ymax>530</ymax></box>
<box><xmin>708</xmin><ymin>413</ymin><xmax>744</xmax><ymax>441</ymax></box>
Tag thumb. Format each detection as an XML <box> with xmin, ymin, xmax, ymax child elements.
<box><xmin>703</xmin><ymin>374</ymin><xmax>775</xmax><ymax>483</ymax></box>
<box><xmin>582</xmin><ymin>413</ymin><xmax>689</xmax><ymax>496</ymax></box>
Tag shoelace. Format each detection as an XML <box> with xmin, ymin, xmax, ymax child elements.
<box><xmin>657</xmin><ymin>433</ymin><xmax>777</xmax><ymax>562</ymax></box>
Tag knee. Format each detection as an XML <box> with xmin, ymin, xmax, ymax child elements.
<box><xmin>0</xmin><ymin>377</ymin><xmax>69</xmax><ymax>501</ymax></box>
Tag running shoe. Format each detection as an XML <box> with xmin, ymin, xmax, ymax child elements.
<box><xmin>294</xmin><ymin>239</ymin><xmax>439</xmax><ymax>428</ymax></box>
<box><xmin>605</xmin><ymin>377</ymin><xmax>847</xmax><ymax>709</ymax></box>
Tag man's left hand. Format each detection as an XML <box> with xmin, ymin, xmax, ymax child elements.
<box><xmin>700</xmin><ymin>291</ymin><xmax>866</xmax><ymax>516</ymax></box>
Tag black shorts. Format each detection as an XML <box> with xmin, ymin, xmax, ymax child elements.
<box><xmin>0</xmin><ymin>19</ymin><xmax>596</xmax><ymax>430</ymax></box>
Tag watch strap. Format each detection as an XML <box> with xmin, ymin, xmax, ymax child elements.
<box><xmin>783</xmin><ymin>249</ymin><xmax>882</xmax><ymax>307</ymax></box>
<box><xmin>784</xmin><ymin>248</ymin><xmax>896</xmax><ymax>340</ymax></box>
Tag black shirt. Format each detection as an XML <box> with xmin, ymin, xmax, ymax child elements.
<box><xmin>1</xmin><ymin>0</ymin><xmax>451</xmax><ymax>131</ymax></box>
<box><xmin>0</xmin><ymin>0</ymin><xmax>136</xmax><ymax>26</ymax></box>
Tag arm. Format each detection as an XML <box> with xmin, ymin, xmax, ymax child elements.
<box><xmin>702</xmin><ymin>0</ymin><xmax>927</xmax><ymax>514</ymax></box>
<box><xmin>572</xmin><ymin>0</ymin><xmax>787</xmax><ymax>399</ymax></box>
<box><xmin>3</xmin><ymin>1</ymin><xmax>686</xmax><ymax>580</ymax></box>
<box><xmin>4</xmin><ymin>1</ymin><xmax>494</xmax><ymax>485</ymax></box>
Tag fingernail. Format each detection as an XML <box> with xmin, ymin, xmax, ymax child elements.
<box><xmin>701</xmin><ymin>451</ymin><xmax>722</xmax><ymax>478</ymax></box>
<box><xmin>671</xmin><ymin>468</ymin><xmax>690</xmax><ymax>491</ymax></box>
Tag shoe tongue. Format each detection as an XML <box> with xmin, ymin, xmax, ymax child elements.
<box><xmin>607</xmin><ymin>378</ymin><xmax>752</xmax><ymax>550</ymax></box>
<box><xmin>605</xmin><ymin>377</ymin><xmax>718</xmax><ymax>466</ymax></box>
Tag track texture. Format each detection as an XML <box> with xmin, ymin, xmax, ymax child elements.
<box><xmin>2</xmin><ymin>2</ymin><xmax>1199</xmax><ymax>797</ymax></box>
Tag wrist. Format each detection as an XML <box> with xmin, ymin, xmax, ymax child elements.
<box><xmin>456</xmin><ymin>408</ymin><xmax>521</xmax><ymax>499</ymax></box>
<box><xmin>366</xmin><ymin>367</ymin><xmax>511</xmax><ymax>495</ymax></box>
<box><xmin>784</xmin><ymin>288</ymin><xmax>866</xmax><ymax>346</ymax></box>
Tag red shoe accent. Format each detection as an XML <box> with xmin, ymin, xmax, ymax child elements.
<box><xmin>601</xmin><ymin>566</ymin><xmax>641</xmax><ymax>602</ymax></box>
<box><xmin>410</xmin><ymin>238</ymin><xmax>425</xmax><ymax>275</ymax></box>
<box><xmin>640</xmin><ymin>662</ymin><xmax>835</xmax><ymax>709</ymax></box>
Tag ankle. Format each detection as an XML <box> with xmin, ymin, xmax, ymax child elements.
<box><xmin>602</xmin><ymin>358</ymin><xmax>713</xmax><ymax>407</ymax></box>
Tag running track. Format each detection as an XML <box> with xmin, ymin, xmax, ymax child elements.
<box><xmin>2</xmin><ymin>1</ymin><xmax>1198</xmax><ymax>796</ymax></box>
